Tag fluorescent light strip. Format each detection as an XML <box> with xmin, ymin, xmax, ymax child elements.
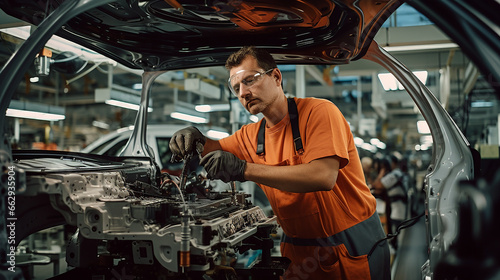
<box><xmin>170</xmin><ymin>112</ymin><xmax>208</xmax><ymax>124</ymax></box>
<box><xmin>471</xmin><ymin>101</ymin><xmax>493</xmax><ymax>108</ymax></box>
<box><xmin>105</xmin><ymin>100</ymin><xmax>153</xmax><ymax>112</ymax></box>
<box><xmin>383</xmin><ymin>43</ymin><xmax>459</xmax><ymax>52</ymax></box>
<box><xmin>207</xmin><ymin>130</ymin><xmax>230</xmax><ymax>139</ymax></box>
<box><xmin>2</xmin><ymin>26</ymin><xmax>116</xmax><ymax>63</ymax></box>
<box><xmin>92</xmin><ymin>120</ymin><xmax>110</xmax><ymax>129</ymax></box>
<box><xmin>249</xmin><ymin>115</ymin><xmax>260</xmax><ymax>123</ymax></box>
<box><xmin>195</xmin><ymin>104</ymin><xmax>230</xmax><ymax>112</ymax></box>
<box><xmin>6</xmin><ymin>108</ymin><xmax>65</xmax><ymax>121</ymax></box>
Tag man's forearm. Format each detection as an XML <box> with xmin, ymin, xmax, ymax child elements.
<box><xmin>244</xmin><ymin>157</ymin><xmax>340</xmax><ymax>193</ymax></box>
<box><xmin>202</xmin><ymin>138</ymin><xmax>222</xmax><ymax>156</ymax></box>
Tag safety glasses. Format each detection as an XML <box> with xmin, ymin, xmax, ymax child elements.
<box><xmin>228</xmin><ymin>68</ymin><xmax>274</xmax><ymax>96</ymax></box>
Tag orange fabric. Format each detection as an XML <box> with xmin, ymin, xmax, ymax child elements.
<box><xmin>219</xmin><ymin>97</ymin><xmax>376</xmax><ymax>278</ymax></box>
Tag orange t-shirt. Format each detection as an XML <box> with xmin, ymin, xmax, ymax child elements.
<box><xmin>219</xmin><ymin>97</ymin><xmax>376</xmax><ymax>238</ymax></box>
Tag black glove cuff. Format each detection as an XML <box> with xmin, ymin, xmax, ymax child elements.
<box><xmin>235</xmin><ymin>160</ymin><xmax>247</xmax><ymax>182</ymax></box>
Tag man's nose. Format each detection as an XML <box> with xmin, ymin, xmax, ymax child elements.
<box><xmin>238</xmin><ymin>84</ymin><xmax>251</xmax><ymax>98</ymax></box>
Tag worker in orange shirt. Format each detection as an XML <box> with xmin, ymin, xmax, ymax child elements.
<box><xmin>170</xmin><ymin>46</ymin><xmax>390</xmax><ymax>279</ymax></box>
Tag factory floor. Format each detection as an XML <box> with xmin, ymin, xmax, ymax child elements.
<box><xmin>391</xmin><ymin>194</ymin><xmax>428</xmax><ymax>280</ymax></box>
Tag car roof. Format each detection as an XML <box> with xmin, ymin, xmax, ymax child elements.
<box><xmin>82</xmin><ymin>124</ymin><xmax>208</xmax><ymax>152</ymax></box>
<box><xmin>0</xmin><ymin>0</ymin><xmax>402</xmax><ymax>71</ymax></box>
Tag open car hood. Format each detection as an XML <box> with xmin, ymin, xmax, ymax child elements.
<box><xmin>4</xmin><ymin>1</ymin><xmax>499</xmax><ymax>279</ymax></box>
<box><xmin>0</xmin><ymin>0</ymin><xmax>402</xmax><ymax>70</ymax></box>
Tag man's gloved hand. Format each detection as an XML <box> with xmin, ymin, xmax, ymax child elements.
<box><xmin>169</xmin><ymin>126</ymin><xmax>206</xmax><ymax>160</ymax></box>
<box><xmin>200</xmin><ymin>150</ymin><xmax>247</xmax><ymax>183</ymax></box>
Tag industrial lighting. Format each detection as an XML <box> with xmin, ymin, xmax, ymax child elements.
<box><xmin>7</xmin><ymin>100</ymin><xmax>65</xmax><ymax>121</ymax></box>
<box><xmin>354</xmin><ymin>137</ymin><xmax>364</xmax><ymax>147</ymax></box>
<box><xmin>92</xmin><ymin>120</ymin><xmax>110</xmax><ymax>129</ymax></box>
<box><xmin>378</xmin><ymin>71</ymin><xmax>428</xmax><ymax>91</ymax></box>
<box><xmin>165</xmin><ymin>102</ymin><xmax>209</xmax><ymax>124</ymax></box>
<box><xmin>417</xmin><ymin>120</ymin><xmax>430</xmax><ymax>134</ymax></box>
<box><xmin>361</xmin><ymin>143</ymin><xmax>377</xmax><ymax>153</ymax></box>
<box><xmin>383</xmin><ymin>43</ymin><xmax>459</xmax><ymax>52</ymax></box>
<box><xmin>170</xmin><ymin>112</ymin><xmax>208</xmax><ymax>124</ymax></box>
<box><xmin>105</xmin><ymin>100</ymin><xmax>150</xmax><ymax>112</ymax></box>
<box><xmin>195</xmin><ymin>104</ymin><xmax>230</xmax><ymax>112</ymax></box>
<box><xmin>2</xmin><ymin>26</ymin><xmax>116</xmax><ymax>64</ymax></box>
<box><xmin>6</xmin><ymin>109</ymin><xmax>65</xmax><ymax>121</ymax></box>
<box><xmin>96</xmin><ymin>88</ymin><xmax>152</xmax><ymax>112</ymax></box>
<box><xmin>370</xmin><ymin>138</ymin><xmax>386</xmax><ymax>149</ymax></box>
<box><xmin>207</xmin><ymin>129</ymin><xmax>229</xmax><ymax>139</ymax></box>
<box><xmin>249</xmin><ymin>115</ymin><xmax>260</xmax><ymax>123</ymax></box>
<box><xmin>471</xmin><ymin>101</ymin><xmax>493</xmax><ymax>108</ymax></box>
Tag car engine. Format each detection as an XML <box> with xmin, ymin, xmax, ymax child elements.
<box><xmin>10</xmin><ymin>149</ymin><xmax>286</xmax><ymax>280</ymax></box>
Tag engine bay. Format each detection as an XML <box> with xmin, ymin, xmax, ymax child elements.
<box><xmin>11</xmin><ymin>150</ymin><xmax>286</xmax><ymax>279</ymax></box>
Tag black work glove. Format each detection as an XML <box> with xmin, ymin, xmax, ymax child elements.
<box><xmin>169</xmin><ymin>126</ymin><xmax>206</xmax><ymax>160</ymax></box>
<box><xmin>199</xmin><ymin>150</ymin><xmax>247</xmax><ymax>183</ymax></box>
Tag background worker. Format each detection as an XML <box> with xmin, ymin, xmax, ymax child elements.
<box><xmin>372</xmin><ymin>154</ymin><xmax>409</xmax><ymax>254</ymax></box>
<box><xmin>169</xmin><ymin>46</ymin><xmax>390</xmax><ymax>279</ymax></box>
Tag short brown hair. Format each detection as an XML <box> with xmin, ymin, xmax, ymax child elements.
<box><xmin>225</xmin><ymin>46</ymin><xmax>277</xmax><ymax>71</ymax></box>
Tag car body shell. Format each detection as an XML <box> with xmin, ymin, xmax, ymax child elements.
<box><xmin>0</xmin><ymin>0</ymin><xmax>499</xmax><ymax>279</ymax></box>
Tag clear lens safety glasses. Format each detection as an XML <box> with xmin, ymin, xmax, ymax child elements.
<box><xmin>228</xmin><ymin>68</ymin><xmax>274</xmax><ymax>96</ymax></box>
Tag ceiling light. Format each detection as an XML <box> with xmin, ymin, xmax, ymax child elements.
<box><xmin>471</xmin><ymin>101</ymin><xmax>493</xmax><ymax>108</ymax></box>
<box><xmin>249</xmin><ymin>115</ymin><xmax>260</xmax><ymax>123</ymax></box>
<box><xmin>7</xmin><ymin>100</ymin><xmax>65</xmax><ymax>121</ymax></box>
<box><xmin>420</xmin><ymin>135</ymin><xmax>433</xmax><ymax>144</ymax></box>
<box><xmin>361</xmin><ymin>143</ymin><xmax>377</xmax><ymax>153</ymax></box>
<box><xmin>195</xmin><ymin>104</ymin><xmax>230</xmax><ymax>112</ymax></box>
<box><xmin>378</xmin><ymin>71</ymin><xmax>428</xmax><ymax>91</ymax></box>
<box><xmin>105</xmin><ymin>100</ymin><xmax>150</xmax><ymax>111</ymax></box>
<box><xmin>207</xmin><ymin>130</ymin><xmax>229</xmax><ymax>139</ymax></box>
<box><xmin>96</xmin><ymin>88</ymin><xmax>152</xmax><ymax>112</ymax></box>
<box><xmin>420</xmin><ymin>144</ymin><xmax>431</xmax><ymax>151</ymax></box>
<box><xmin>370</xmin><ymin>138</ymin><xmax>380</xmax><ymax>145</ymax></box>
<box><xmin>354</xmin><ymin>137</ymin><xmax>364</xmax><ymax>147</ymax></box>
<box><xmin>170</xmin><ymin>112</ymin><xmax>208</xmax><ymax>124</ymax></box>
<box><xmin>165</xmin><ymin>102</ymin><xmax>209</xmax><ymax>124</ymax></box>
<box><xmin>417</xmin><ymin>120</ymin><xmax>430</xmax><ymax>134</ymax></box>
<box><xmin>376</xmin><ymin>142</ymin><xmax>387</xmax><ymax>149</ymax></box>
<box><xmin>2</xmin><ymin>26</ymin><xmax>116</xmax><ymax>64</ymax></box>
<box><xmin>92</xmin><ymin>120</ymin><xmax>110</xmax><ymax>129</ymax></box>
<box><xmin>383</xmin><ymin>43</ymin><xmax>459</xmax><ymax>52</ymax></box>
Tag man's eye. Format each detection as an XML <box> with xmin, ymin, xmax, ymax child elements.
<box><xmin>233</xmin><ymin>84</ymin><xmax>240</xmax><ymax>92</ymax></box>
<box><xmin>243</xmin><ymin>77</ymin><xmax>255</xmax><ymax>85</ymax></box>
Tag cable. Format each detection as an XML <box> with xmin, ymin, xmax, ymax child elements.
<box><xmin>65</xmin><ymin>61</ymin><xmax>98</xmax><ymax>85</ymax></box>
<box><xmin>367</xmin><ymin>212</ymin><xmax>425</xmax><ymax>259</ymax></box>
<box><xmin>51</xmin><ymin>55</ymin><xmax>79</xmax><ymax>63</ymax></box>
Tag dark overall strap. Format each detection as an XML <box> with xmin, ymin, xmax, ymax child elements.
<box><xmin>288</xmin><ymin>97</ymin><xmax>304</xmax><ymax>154</ymax></box>
<box><xmin>256</xmin><ymin>119</ymin><xmax>266</xmax><ymax>155</ymax></box>
<box><xmin>256</xmin><ymin>97</ymin><xmax>304</xmax><ymax>155</ymax></box>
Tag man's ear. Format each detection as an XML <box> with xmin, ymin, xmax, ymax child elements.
<box><xmin>273</xmin><ymin>68</ymin><xmax>282</xmax><ymax>85</ymax></box>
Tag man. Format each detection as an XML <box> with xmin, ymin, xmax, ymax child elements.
<box><xmin>170</xmin><ymin>46</ymin><xmax>390</xmax><ymax>279</ymax></box>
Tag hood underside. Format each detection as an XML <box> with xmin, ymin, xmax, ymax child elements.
<box><xmin>0</xmin><ymin>0</ymin><xmax>402</xmax><ymax>70</ymax></box>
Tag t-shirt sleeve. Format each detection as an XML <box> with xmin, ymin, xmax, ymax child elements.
<box><xmin>218</xmin><ymin>123</ymin><xmax>260</xmax><ymax>163</ymax></box>
<box><xmin>301</xmin><ymin>100</ymin><xmax>352</xmax><ymax>169</ymax></box>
